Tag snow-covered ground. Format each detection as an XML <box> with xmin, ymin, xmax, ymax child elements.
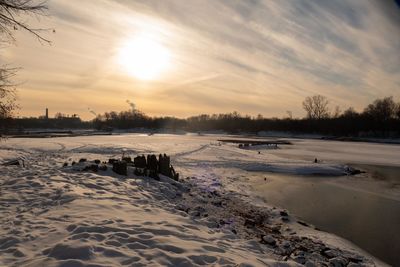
<box><xmin>1</xmin><ymin>134</ymin><xmax>397</xmax><ymax>266</ymax></box>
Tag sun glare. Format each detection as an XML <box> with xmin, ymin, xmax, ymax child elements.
<box><xmin>118</xmin><ymin>35</ymin><xmax>171</xmax><ymax>80</ymax></box>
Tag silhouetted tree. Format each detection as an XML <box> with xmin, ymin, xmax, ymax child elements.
<box><xmin>5</xmin><ymin>96</ymin><xmax>400</xmax><ymax>138</ymax></box>
<box><xmin>332</xmin><ymin>105</ymin><xmax>341</xmax><ymax>118</ymax></box>
<box><xmin>0</xmin><ymin>67</ymin><xmax>17</xmax><ymax>119</ymax></box>
<box><xmin>363</xmin><ymin>96</ymin><xmax>396</xmax><ymax>122</ymax></box>
<box><xmin>342</xmin><ymin>107</ymin><xmax>358</xmax><ymax>118</ymax></box>
<box><xmin>302</xmin><ymin>95</ymin><xmax>330</xmax><ymax>119</ymax></box>
<box><xmin>396</xmin><ymin>103</ymin><xmax>400</xmax><ymax>120</ymax></box>
<box><xmin>0</xmin><ymin>0</ymin><xmax>49</xmax><ymax>135</ymax></box>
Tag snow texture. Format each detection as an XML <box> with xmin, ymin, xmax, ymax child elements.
<box><xmin>1</xmin><ymin>134</ymin><xmax>394</xmax><ymax>267</ymax></box>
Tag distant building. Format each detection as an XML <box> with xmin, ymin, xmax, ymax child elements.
<box><xmin>45</xmin><ymin>108</ymin><xmax>49</xmax><ymax>119</ymax></box>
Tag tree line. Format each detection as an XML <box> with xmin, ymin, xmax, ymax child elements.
<box><xmin>5</xmin><ymin>95</ymin><xmax>399</xmax><ymax>138</ymax></box>
<box><xmin>91</xmin><ymin>95</ymin><xmax>400</xmax><ymax>137</ymax></box>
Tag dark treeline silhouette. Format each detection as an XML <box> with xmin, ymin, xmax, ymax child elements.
<box><xmin>2</xmin><ymin>115</ymin><xmax>90</xmax><ymax>132</ymax></box>
<box><xmin>91</xmin><ymin>96</ymin><xmax>400</xmax><ymax>137</ymax></box>
<box><xmin>92</xmin><ymin>109</ymin><xmax>186</xmax><ymax>131</ymax></box>
<box><xmin>2</xmin><ymin>96</ymin><xmax>400</xmax><ymax>138</ymax></box>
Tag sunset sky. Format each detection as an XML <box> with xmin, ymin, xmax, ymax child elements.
<box><xmin>2</xmin><ymin>0</ymin><xmax>400</xmax><ymax>120</ymax></box>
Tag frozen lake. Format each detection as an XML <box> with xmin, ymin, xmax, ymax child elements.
<box><xmin>1</xmin><ymin>134</ymin><xmax>399</xmax><ymax>266</ymax></box>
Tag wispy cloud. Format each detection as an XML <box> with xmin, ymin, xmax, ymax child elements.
<box><xmin>3</xmin><ymin>0</ymin><xmax>400</xmax><ymax>119</ymax></box>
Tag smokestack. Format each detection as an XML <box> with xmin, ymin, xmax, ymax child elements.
<box><xmin>45</xmin><ymin>108</ymin><xmax>48</xmax><ymax>119</ymax></box>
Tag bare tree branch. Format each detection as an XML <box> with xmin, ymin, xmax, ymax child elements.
<box><xmin>0</xmin><ymin>67</ymin><xmax>18</xmax><ymax>119</ymax></box>
<box><xmin>0</xmin><ymin>0</ymin><xmax>50</xmax><ymax>125</ymax></box>
<box><xmin>302</xmin><ymin>95</ymin><xmax>330</xmax><ymax>120</ymax></box>
<box><xmin>0</xmin><ymin>0</ymin><xmax>51</xmax><ymax>44</ymax></box>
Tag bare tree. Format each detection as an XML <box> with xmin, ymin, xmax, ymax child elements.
<box><xmin>0</xmin><ymin>0</ymin><xmax>50</xmax><ymax>44</ymax></box>
<box><xmin>302</xmin><ymin>95</ymin><xmax>330</xmax><ymax>119</ymax></box>
<box><xmin>332</xmin><ymin>105</ymin><xmax>341</xmax><ymax>118</ymax></box>
<box><xmin>363</xmin><ymin>96</ymin><xmax>397</xmax><ymax>122</ymax></box>
<box><xmin>0</xmin><ymin>67</ymin><xmax>17</xmax><ymax>119</ymax></box>
<box><xmin>396</xmin><ymin>103</ymin><xmax>400</xmax><ymax>120</ymax></box>
<box><xmin>0</xmin><ymin>0</ymin><xmax>49</xmax><ymax>124</ymax></box>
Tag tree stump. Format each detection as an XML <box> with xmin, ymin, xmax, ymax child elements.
<box><xmin>134</xmin><ymin>155</ymin><xmax>147</xmax><ymax>168</ymax></box>
<box><xmin>112</xmin><ymin>161</ymin><xmax>127</xmax><ymax>175</ymax></box>
<box><xmin>159</xmin><ymin>154</ymin><xmax>171</xmax><ymax>177</ymax></box>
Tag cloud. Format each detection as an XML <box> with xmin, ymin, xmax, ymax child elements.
<box><xmin>3</xmin><ymin>0</ymin><xmax>400</xmax><ymax>119</ymax></box>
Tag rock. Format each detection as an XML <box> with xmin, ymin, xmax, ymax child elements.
<box><xmin>108</xmin><ymin>158</ymin><xmax>118</xmax><ymax>164</ymax></box>
<box><xmin>194</xmin><ymin>206</ymin><xmax>206</xmax><ymax>213</ymax></box>
<box><xmin>94</xmin><ymin>159</ymin><xmax>101</xmax><ymax>164</ymax></box>
<box><xmin>79</xmin><ymin>158</ymin><xmax>87</xmax><ymax>163</ymax></box>
<box><xmin>270</xmin><ymin>227</ymin><xmax>281</xmax><ymax>236</ymax></box>
<box><xmin>345</xmin><ymin>166</ymin><xmax>365</xmax><ymax>175</ymax></box>
<box><xmin>189</xmin><ymin>210</ymin><xmax>201</xmax><ymax>217</ymax></box>
<box><xmin>280</xmin><ymin>211</ymin><xmax>289</xmax><ymax>222</ymax></box>
<box><xmin>244</xmin><ymin>219</ymin><xmax>256</xmax><ymax>228</ymax></box>
<box><xmin>347</xmin><ymin>255</ymin><xmax>364</xmax><ymax>264</ymax></box>
<box><xmin>329</xmin><ymin>257</ymin><xmax>347</xmax><ymax>267</ymax></box>
<box><xmin>62</xmin><ymin>162</ymin><xmax>68</xmax><ymax>167</ymax></box>
<box><xmin>305</xmin><ymin>260</ymin><xmax>317</xmax><ymax>267</ymax></box>
<box><xmin>83</xmin><ymin>164</ymin><xmax>98</xmax><ymax>172</ymax></box>
<box><xmin>231</xmin><ymin>229</ymin><xmax>237</xmax><ymax>234</ymax></box>
<box><xmin>212</xmin><ymin>200</ymin><xmax>222</xmax><ymax>207</ymax></box>
<box><xmin>261</xmin><ymin>235</ymin><xmax>276</xmax><ymax>246</ymax></box>
<box><xmin>253</xmin><ymin>214</ymin><xmax>266</xmax><ymax>225</ymax></box>
<box><xmin>99</xmin><ymin>164</ymin><xmax>107</xmax><ymax>171</ymax></box>
<box><xmin>176</xmin><ymin>204</ymin><xmax>189</xmax><ymax>213</ymax></box>
<box><xmin>281</xmin><ymin>241</ymin><xmax>291</xmax><ymax>249</ymax></box>
<box><xmin>292</xmin><ymin>255</ymin><xmax>306</xmax><ymax>264</ymax></box>
<box><xmin>206</xmin><ymin>218</ymin><xmax>220</xmax><ymax>228</ymax></box>
<box><xmin>112</xmin><ymin>161</ymin><xmax>127</xmax><ymax>175</ymax></box>
<box><xmin>281</xmin><ymin>216</ymin><xmax>290</xmax><ymax>222</ymax></box>
<box><xmin>322</xmin><ymin>249</ymin><xmax>338</xmax><ymax>259</ymax></box>
<box><xmin>347</xmin><ymin>263</ymin><xmax>362</xmax><ymax>267</ymax></box>
<box><xmin>297</xmin><ymin>220</ymin><xmax>310</xmax><ymax>227</ymax></box>
<box><xmin>280</xmin><ymin>210</ymin><xmax>289</xmax><ymax>216</ymax></box>
<box><xmin>3</xmin><ymin>159</ymin><xmax>20</xmax><ymax>166</ymax></box>
<box><xmin>71</xmin><ymin>161</ymin><xmax>76</xmax><ymax>165</ymax></box>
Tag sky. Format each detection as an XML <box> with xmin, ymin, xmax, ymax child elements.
<box><xmin>1</xmin><ymin>0</ymin><xmax>400</xmax><ymax>120</ymax></box>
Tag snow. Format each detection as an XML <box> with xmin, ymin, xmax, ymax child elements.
<box><xmin>268</xmin><ymin>139</ymin><xmax>400</xmax><ymax>167</ymax></box>
<box><xmin>1</xmin><ymin>134</ymin><xmax>395</xmax><ymax>266</ymax></box>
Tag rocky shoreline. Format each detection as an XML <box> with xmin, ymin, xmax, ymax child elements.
<box><xmin>69</xmin><ymin>155</ymin><xmax>380</xmax><ymax>266</ymax></box>
<box><xmin>174</xmin><ymin>176</ymin><xmax>376</xmax><ymax>267</ymax></box>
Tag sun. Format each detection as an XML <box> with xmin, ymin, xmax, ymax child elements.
<box><xmin>117</xmin><ymin>35</ymin><xmax>171</xmax><ymax>80</ymax></box>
